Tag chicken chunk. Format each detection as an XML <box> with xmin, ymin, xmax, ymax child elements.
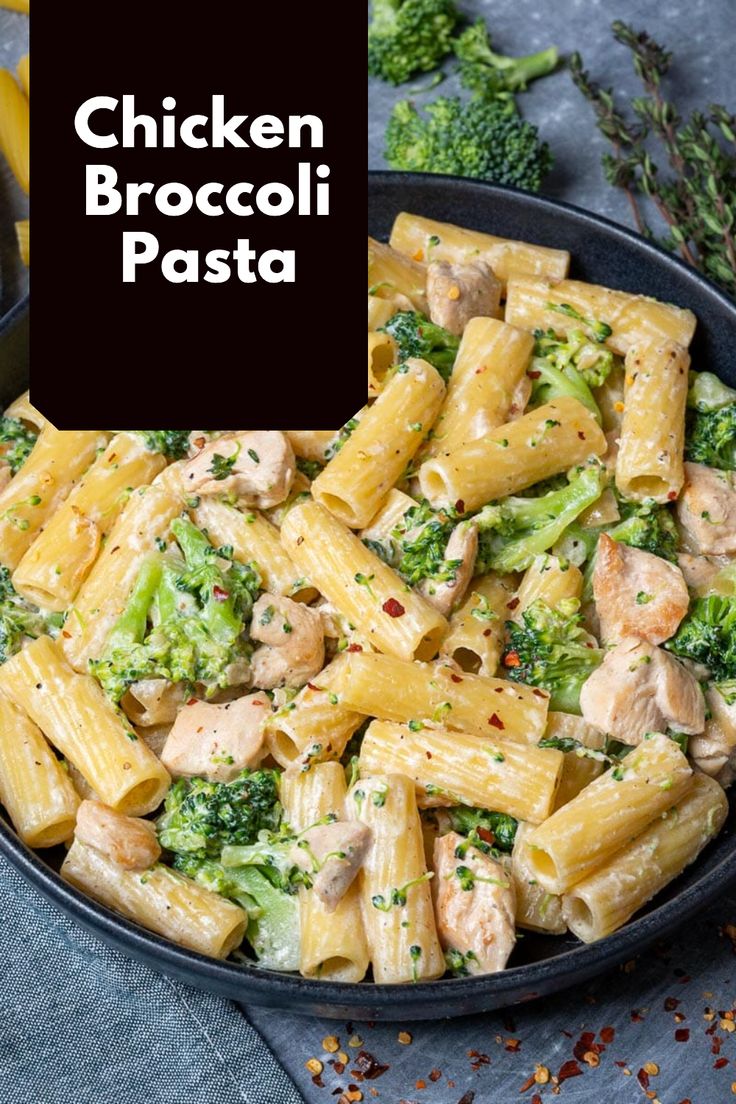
<box><xmin>580</xmin><ymin>637</ymin><xmax>705</xmax><ymax>746</ymax></box>
<box><xmin>677</xmin><ymin>462</ymin><xmax>736</xmax><ymax>555</ymax></box>
<box><xmin>433</xmin><ymin>831</ymin><xmax>516</xmax><ymax>975</ymax></box>
<box><xmin>290</xmin><ymin>820</ymin><xmax>372</xmax><ymax>912</ymax></box>
<box><xmin>180</xmin><ymin>431</ymin><xmax>295</xmax><ymax>508</ymax></box>
<box><xmin>250</xmin><ymin>594</ymin><xmax>325</xmax><ymax>689</ymax></box>
<box><xmin>75</xmin><ymin>800</ymin><xmax>160</xmax><ymax>870</ymax></box>
<box><xmin>421</xmin><ymin>520</ymin><xmax>478</xmax><ymax>617</ymax></box>
<box><xmin>426</xmin><ymin>261</ymin><xmax>502</xmax><ymax>336</ymax></box>
<box><xmin>689</xmin><ymin>684</ymin><xmax>736</xmax><ymax>786</ymax></box>
<box><xmin>593</xmin><ymin>533</ymin><xmax>689</xmax><ymax>645</ymax></box>
<box><xmin>160</xmin><ymin>692</ymin><xmax>270</xmax><ymax>782</ymax></box>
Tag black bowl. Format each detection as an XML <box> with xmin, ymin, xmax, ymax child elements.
<box><xmin>2</xmin><ymin>173</ymin><xmax>736</xmax><ymax>1020</ymax></box>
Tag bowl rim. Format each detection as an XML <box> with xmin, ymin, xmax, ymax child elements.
<box><xmin>3</xmin><ymin>175</ymin><xmax>736</xmax><ymax>1016</ymax></box>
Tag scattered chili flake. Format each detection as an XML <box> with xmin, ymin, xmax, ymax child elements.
<box><xmin>323</xmin><ymin>1036</ymin><xmax>340</xmax><ymax>1053</ymax></box>
<box><xmin>638</xmin><ymin>1069</ymin><xmax>650</xmax><ymax>1090</ymax></box>
<box><xmin>455</xmin><ymin>499</ymin><xmax>465</xmax><ymax>513</ymax></box>
<box><xmin>477</xmin><ymin>826</ymin><xmax>495</xmax><ymax>845</ymax></box>
<box><xmin>715</xmin><ymin>1058</ymin><xmax>729</xmax><ymax>1069</ymax></box>
<box><xmin>614</xmin><ymin>400</ymin><xmax>625</xmax><ymax>412</ymax></box>
<box><xmin>347</xmin><ymin>643</ymin><xmax>363</xmax><ymax>653</ymax></box>
<box><xmin>429</xmin><ymin>1069</ymin><xmax>441</xmax><ymax>1082</ymax></box>
<box><xmin>667</xmin><ymin>490</ymin><xmax>678</xmax><ymax>501</ymax></box>
<box><xmin>212</xmin><ymin>585</ymin><xmax>229</xmax><ymax>602</ymax></box>
<box><xmin>528</xmin><ymin>370</ymin><xmax>541</xmax><ymax>379</ymax></box>
<box><xmin>557</xmin><ymin>1060</ymin><xmax>583</xmax><ymax>1084</ymax></box>
<box><xmin>631</xmin><ymin>1009</ymin><xmax>644</xmax><ymax>1022</ymax></box>
<box><xmin>334</xmin><ymin>1062</ymin><xmax>346</xmax><ymax>1075</ymax></box>
<box><xmin>532</xmin><ymin>688</ymin><xmax>548</xmax><ymax>699</ymax></box>
<box><xmin>664</xmin><ymin>997</ymin><xmax>680</xmax><ymax>1011</ymax></box>
<box><xmin>504</xmin><ymin>650</ymin><xmax>521</xmax><ymax>668</ymax></box>
<box><xmin>456</xmin><ymin>1094</ymin><xmax>475</xmax><ymax>1104</ymax></box>
<box><xmin>352</xmin><ymin>1052</ymin><xmax>388</xmax><ymax>1080</ymax></box>
<box><xmin>573</xmin><ymin>1032</ymin><xmax>597</xmax><ymax>1060</ymax></box>
<box><xmin>412</xmin><ymin>249</ymin><xmax>424</xmax><ymax>261</ymax></box>
<box><xmin>519</xmin><ymin>1072</ymin><xmax>537</xmax><ymax>1092</ymax></box>
<box><xmin>674</xmin><ymin>1012</ymin><xmax>686</xmax><ymax>1024</ymax></box>
<box><xmin>61</xmin><ymin>629</ymin><xmax>71</xmax><ymax>639</ymax></box>
<box><xmin>506</xmin><ymin>596</ymin><xmax>520</xmax><ymax>610</ymax></box>
<box><xmin>488</xmin><ymin>713</ymin><xmax>505</xmax><ymax>729</ymax></box>
<box><xmin>675</xmin><ymin>1028</ymin><xmax>690</xmax><ymax>1042</ymax></box>
<box><xmin>187</xmin><ymin>697</ymin><xmax>198</xmax><ymax>706</ymax></box>
<box><xmin>382</xmin><ymin>598</ymin><xmax>405</xmax><ymax>618</ymax></box>
<box><xmin>398</xmin><ymin>1031</ymin><xmax>412</xmax><ymax>1045</ymax></box>
<box><xmin>306</xmin><ymin>1058</ymin><xmax>324</xmax><ymax>1075</ymax></box>
<box><xmin>307</xmin><ymin>682</ymin><xmax>320</xmax><ymax>691</ymax></box>
<box><xmin>531</xmin><ymin>1097</ymin><xmax>542</xmax><ymax>1104</ymax></box>
<box><xmin>600</xmin><ymin>1026</ymin><xmax>615</xmax><ymax>1043</ymax></box>
<box><xmin>577</xmin><ymin>431</ymin><xmax>586</xmax><ymax>440</ymax></box>
<box><xmin>415</xmin><ymin>1080</ymin><xmax>426</xmax><ymax>1090</ymax></box>
<box><xmin>313</xmin><ymin>1075</ymin><xmax>325</xmax><ymax>1088</ymax></box>
<box><xmin>450</xmin><ymin>673</ymin><xmax>463</xmax><ymax>683</ymax></box>
<box><xmin>468</xmin><ymin>1050</ymin><xmax>490</xmax><ymax>1070</ymax></box>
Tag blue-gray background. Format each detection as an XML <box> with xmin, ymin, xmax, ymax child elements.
<box><xmin>4</xmin><ymin>2</ymin><xmax>736</xmax><ymax>1102</ymax></box>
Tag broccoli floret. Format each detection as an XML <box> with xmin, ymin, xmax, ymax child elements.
<box><xmin>368</xmin><ymin>0</ymin><xmax>460</xmax><ymax>85</ymax></box>
<box><xmin>533</xmin><ymin>325</ymin><xmax>615</xmax><ymax>390</ymax></box>
<box><xmin>686</xmin><ymin>404</ymin><xmax>736</xmax><ymax>471</ymax></box>
<box><xmin>447</xmin><ymin>805</ymin><xmax>517</xmax><ymax>852</ymax></box>
<box><xmin>0</xmin><ymin>564</ymin><xmax>50</xmax><ymax>664</ymax></box>
<box><xmin>296</xmin><ymin>457</ymin><xmax>323</xmax><ymax>481</ymax></box>
<box><xmin>665</xmin><ymin>595</ymin><xmax>736</xmax><ymax>680</ymax></box>
<box><xmin>0</xmin><ymin>415</ymin><xmax>37</xmax><ymax>474</ymax></box>
<box><xmin>384</xmin><ymin>96</ymin><xmax>553</xmax><ymax>192</ymax></box>
<box><xmin>687</xmin><ymin>371</ymin><xmax>736</xmax><ymax>412</ymax></box>
<box><xmin>453</xmin><ymin>18</ymin><xmax>558</xmax><ymax>98</ymax></box>
<box><xmin>475</xmin><ymin>464</ymin><xmax>606</xmax><ymax>574</ymax></box>
<box><xmin>502</xmin><ymin>597</ymin><xmax>604</xmax><ymax>713</ymax></box>
<box><xmin>380</xmin><ymin>311</ymin><xmax>459</xmax><ymax>382</ymax></box>
<box><xmin>528</xmin><ymin>359</ymin><xmax>601</xmax><ymax>423</ymax></box>
<box><xmin>137</xmin><ymin>431</ymin><xmax>192</xmax><ymax>460</ymax></box>
<box><xmin>393</xmin><ymin>499</ymin><xmax>461</xmax><ymax>584</ymax></box>
<box><xmin>546</xmin><ymin>302</ymin><xmax>613</xmax><ymax>345</ymax></box>
<box><xmin>90</xmin><ymin>518</ymin><xmax>260</xmax><ymax>701</ymax></box>
<box><xmin>607</xmin><ymin>497</ymin><xmax>679</xmax><ymax>562</ymax></box>
<box><xmin>324</xmin><ymin>416</ymin><xmax>361</xmax><ymax>461</ymax></box>
<box><xmin>157</xmin><ymin>771</ymin><xmax>282</xmax><ymax>858</ymax></box>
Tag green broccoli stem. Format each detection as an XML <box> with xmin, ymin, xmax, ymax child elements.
<box><xmin>484</xmin><ymin>45</ymin><xmax>559</xmax><ymax>90</ymax></box>
<box><xmin>106</xmin><ymin>556</ymin><xmax>162</xmax><ymax>649</ymax></box>
<box><xmin>171</xmin><ymin>516</ymin><xmax>212</xmax><ymax>570</ymax></box>
<box><xmin>530</xmin><ymin>361</ymin><xmax>601</xmax><ymax>422</ymax></box>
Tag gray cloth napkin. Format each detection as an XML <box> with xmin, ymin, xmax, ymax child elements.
<box><xmin>0</xmin><ymin>854</ymin><xmax>303</xmax><ymax>1104</ymax></box>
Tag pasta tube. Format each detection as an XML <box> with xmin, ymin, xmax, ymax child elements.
<box><xmin>439</xmin><ymin>573</ymin><xmax>514</xmax><ymax>677</ymax></box>
<box><xmin>368</xmin><ymin>293</ymin><xmax>401</xmax><ymax>331</ymax></box>
<box><xmin>15</xmin><ymin>218</ymin><xmax>28</xmax><ymax>265</ymax></box>
<box><xmin>0</xmin><ymin>636</ymin><xmax>170</xmax><ymax>816</ymax></box>
<box><xmin>423</xmin><ymin>318</ymin><xmax>533</xmax><ymax>459</ymax></box>
<box><xmin>360</xmin><ymin>720</ymin><xmax>563</xmax><ymax>824</ymax></box>
<box><xmin>323</xmin><ymin>651</ymin><xmax>549</xmax><ymax>743</ymax></box>
<box><xmin>389</xmin><ymin>212</ymin><xmax>570</xmax><ymax>286</ymax></box>
<box><xmin>505</xmin><ymin>278</ymin><xmax>696</xmax><ymax>355</ymax></box>
<box><xmin>281</xmin><ymin>762</ymin><xmax>369</xmax><ymax>981</ymax></box>
<box><xmin>265</xmin><ymin>656</ymin><xmax>364</xmax><ymax>766</ymax></box>
<box><xmin>0</xmin><ymin>690</ymin><xmax>79</xmax><ymax>847</ymax></box>
<box><xmin>192</xmin><ymin>497</ymin><xmax>317</xmax><ymax>602</ymax></box>
<box><xmin>281</xmin><ymin>499</ymin><xmax>447</xmax><ymax>661</ymax></box>
<box><xmin>0</xmin><ymin>427</ymin><xmax>108</xmax><ymax>570</ymax></box>
<box><xmin>523</xmin><ymin>733</ymin><xmax>692</xmax><ymax>893</ymax></box>
<box><xmin>284</xmin><ymin>430</ymin><xmax>337</xmax><ymax>463</ymax></box>
<box><xmin>13</xmin><ymin>432</ymin><xmax>167</xmax><ymax>610</ymax></box>
<box><xmin>543</xmin><ymin>712</ymin><xmax>607</xmax><ymax>809</ymax></box>
<box><xmin>562</xmin><ymin>773</ymin><xmax>728</xmax><ymax>942</ymax></box>
<box><xmin>367</xmin><ymin>331</ymin><xmax>397</xmax><ymax>398</ymax></box>
<box><xmin>615</xmin><ymin>340</ymin><xmax>690</xmax><ymax>503</ymax></box>
<box><xmin>4</xmin><ymin>390</ymin><xmax>45</xmax><ymax>430</ymax></box>
<box><xmin>512</xmin><ymin>823</ymin><xmax>566</xmax><ymax>934</ymax></box>
<box><xmin>513</xmin><ymin>555</ymin><xmax>583</xmax><ymax>619</ymax></box>
<box><xmin>418</xmin><ymin>396</ymin><xmax>607</xmax><ymax>511</ymax></box>
<box><xmin>312</xmin><ymin>359</ymin><xmax>445</xmax><ymax>528</ymax></box>
<box><xmin>62</xmin><ymin>484</ymin><xmax>182</xmax><ymax>672</ymax></box>
<box><xmin>0</xmin><ymin>68</ymin><xmax>28</xmax><ymax>193</ymax></box>
<box><xmin>347</xmin><ymin>773</ymin><xmax>444</xmax><ymax>983</ymax></box>
<box><xmin>368</xmin><ymin>236</ymin><xmax>427</xmax><ymax>313</ymax></box>
<box><xmin>62</xmin><ymin>840</ymin><xmax>247</xmax><ymax>959</ymax></box>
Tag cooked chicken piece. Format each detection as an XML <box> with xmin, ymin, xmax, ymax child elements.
<box><xmin>250</xmin><ymin>594</ymin><xmax>324</xmax><ymax>689</ymax></box>
<box><xmin>290</xmin><ymin>820</ymin><xmax>372</xmax><ymax>912</ymax></box>
<box><xmin>678</xmin><ymin>462</ymin><xmax>736</xmax><ymax>555</ymax></box>
<box><xmin>160</xmin><ymin>692</ymin><xmax>270</xmax><ymax>782</ymax></box>
<box><xmin>75</xmin><ymin>800</ymin><xmax>160</xmax><ymax>870</ymax></box>
<box><xmin>580</xmin><ymin>637</ymin><xmax>705</xmax><ymax>745</ymax></box>
<box><xmin>426</xmin><ymin>261</ymin><xmax>502</xmax><ymax>336</ymax></box>
<box><xmin>433</xmin><ymin>831</ymin><xmax>516</xmax><ymax>975</ymax></box>
<box><xmin>593</xmin><ymin>533</ymin><xmax>689</xmax><ymax>645</ymax></box>
<box><xmin>121</xmin><ymin>678</ymin><xmax>186</xmax><ymax>727</ymax></box>
<box><xmin>689</xmin><ymin>685</ymin><xmax>736</xmax><ymax>786</ymax></box>
<box><xmin>180</xmin><ymin>431</ymin><xmax>295</xmax><ymax>508</ymax></box>
<box><xmin>420</xmin><ymin>520</ymin><xmax>478</xmax><ymax>617</ymax></box>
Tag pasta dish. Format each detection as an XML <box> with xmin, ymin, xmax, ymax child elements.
<box><xmin>0</xmin><ymin>210</ymin><xmax>731</xmax><ymax>985</ymax></box>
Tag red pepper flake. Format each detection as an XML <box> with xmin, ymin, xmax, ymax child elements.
<box><xmin>187</xmin><ymin>697</ymin><xmax>198</xmax><ymax>706</ymax></box>
<box><xmin>416</xmin><ymin>1080</ymin><xmax>426</xmax><ymax>1090</ymax></box>
<box><xmin>600</xmin><ymin>1026</ymin><xmax>615</xmax><ymax>1043</ymax></box>
<box><xmin>664</xmin><ymin>997</ymin><xmax>680</xmax><ymax>1011</ymax></box>
<box><xmin>519</xmin><ymin>1073</ymin><xmax>537</xmax><ymax>1092</ymax></box>
<box><xmin>557</xmin><ymin>1060</ymin><xmax>583</xmax><ymax>1084</ymax></box>
<box><xmin>194</xmin><ymin>436</ymin><xmax>206</xmax><ymax>449</ymax></box>
<box><xmin>488</xmin><ymin>713</ymin><xmax>505</xmax><ymax>730</ymax></box>
<box><xmin>450</xmin><ymin>673</ymin><xmax>463</xmax><ymax>683</ymax></box>
<box><xmin>713</xmin><ymin>1037</ymin><xmax>723</xmax><ymax>1055</ymax></box>
<box><xmin>577</xmin><ymin>431</ymin><xmax>586</xmax><ymax>440</ymax></box>
<box><xmin>61</xmin><ymin>629</ymin><xmax>71</xmax><ymax>639</ymax></box>
<box><xmin>637</xmin><ymin>1069</ymin><xmax>650</xmax><ymax>1090</ymax></box>
<box><xmin>429</xmin><ymin>1069</ymin><xmax>441</xmax><ymax>1083</ymax></box>
<box><xmin>506</xmin><ymin>596</ymin><xmax>520</xmax><ymax>610</ymax></box>
<box><xmin>667</xmin><ymin>490</ymin><xmax>678</xmax><ymax>501</ymax></box>
<box><xmin>468</xmin><ymin>1050</ymin><xmax>490</xmax><ymax>1071</ymax></box>
<box><xmin>715</xmin><ymin>1058</ymin><xmax>729</xmax><ymax>1069</ymax></box>
<box><xmin>504</xmin><ymin>650</ymin><xmax>521</xmax><ymax>668</ymax></box>
<box><xmin>307</xmin><ymin>682</ymin><xmax>320</xmax><ymax>691</ymax></box>
<box><xmin>312</xmin><ymin>1074</ymin><xmax>325</xmax><ymax>1088</ymax></box>
<box><xmin>528</xmin><ymin>370</ymin><xmax>541</xmax><ymax>379</ymax></box>
<box><xmin>675</xmin><ymin>1028</ymin><xmax>690</xmax><ymax>1042</ymax></box>
<box><xmin>483</xmin><ymin>628</ymin><xmax>492</xmax><ymax>637</ymax></box>
<box><xmin>532</xmin><ymin>688</ymin><xmax>548</xmax><ymax>698</ymax></box>
<box><xmin>457</xmin><ymin>1094</ymin><xmax>475</xmax><ymax>1104</ymax></box>
<box><xmin>504</xmin><ymin>1038</ymin><xmax>521</xmax><ymax>1052</ymax></box>
<box><xmin>573</xmin><ymin>1032</ymin><xmax>597</xmax><ymax>1060</ymax></box>
<box><xmin>477</xmin><ymin>827</ymin><xmax>495</xmax><ymax>845</ymax></box>
<box><xmin>531</xmin><ymin>1097</ymin><xmax>542</xmax><ymax>1104</ymax></box>
<box><xmin>351</xmin><ymin>1052</ymin><xmax>389</xmax><ymax>1081</ymax></box>
<box><xmin>631</xmin><ymin>1010</ymin><xmax>644</xmax><ymax>1023</ymax></box>
<box><xmin>347</xmin><ymin>643</ymin><xmax>363</xmax><ymax>652</ymax></box>
<box><xmin>455</xmin><ymin>500</ymin><xmax>465</xmax><ymax>514</ymax></box>
<box><xmin>382</xmin><ymin>598</ymin><xmax>405</xmax><ymax>618</ymax></box>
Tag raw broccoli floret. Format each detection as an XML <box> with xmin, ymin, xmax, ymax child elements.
<box><xmin>502</xmin><ymin>597</ymin><xmax>604</xmax><ymax>713</ymax></box>
<box><xmin>665</xmin><ymin>595</ymin><xmax>736</xmax><ymax>680</ymax></box>
<box><xmin>384</xmin><ymin>96</ymin><xmax>553</xmax><ymax>192</ymax></box>
<box><xmin>380</xmin><ymin>311</ymin><xmax>459</xmax><ymax>382</ymax></box>
<box><xmin>368</xmin><ymin>0</ymin><xmax>460</xmax><ymax>85</ymax></box>
<box><xmin>137</xmin><ymin>431</ymin><xmax>192</xmax><ymax>460</ymax></box>
<box><xmin>447</xmin><ymin>805</ymin><xmax>518</xmax><ymax>852</ymax></box>
<box><xmin>453</xmin><ymin>18</ymin><xmax>558</xmax><ymax>98</ymax></box>
<box><xmin>0</xmin><ymin>564</ymin><xmax>50</xmax><ymax>664</ymax></box>
<box><xmin>475</xmin><ymin>463</ymin><xmax>606</xmax><ymax>574</ymax></box>
<box><xmin>0</xmin><ymin>415</ymin><xmax>37</xmax><ymax>473</ymax></box>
